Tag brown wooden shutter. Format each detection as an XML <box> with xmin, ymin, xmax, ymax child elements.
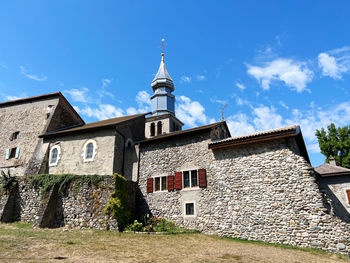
<box><xmin>198</xmin><ymin>169</ymin><xmax>207</xmax><ymax>188</ymax></box>
<box><xmin>347</xmin><ymin>190</ymin><xmax>350</xmax><ymax>205</ymax></box>
<box><xmin>174</xmin><ymin>172</ymin><xmax>182</xmax><ymax>190</ymax></box>
<box><xmin>168</xmin><ymin>175</ymin><xmax>175</xmax><ymax>191</ymax></box>
<box><xmin>147</xmin><ymin>178</ymin><xmax>154</xmax><ymax>193</ymax></box>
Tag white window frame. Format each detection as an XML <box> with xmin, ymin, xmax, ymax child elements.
<box><xmin>154</xmin><ymin>176</ymin><xmax>168</xmax><ymax>192</ymax></box>
<box><xmin>184</xmin><ymin>201</ymin><xmax>196</xmax><ymax>217</ymax></box>
<box><xmin>182</xmin><ymin>169</ymin><xmax>199</xmax><ymax>189</ymax></box>
<box><xmin>49</xmin><ymin>145</ymin><xmax>61</xmax><ymax>167</ymax></box>
<box><xmin>82</xmin><ymin>139</ymin><xmax>97</xmax><ymax>162</ymax></box>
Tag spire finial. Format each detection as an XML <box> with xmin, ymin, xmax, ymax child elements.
<box><xmin>160</xmin><ymin>38</ymin><xmax>166</xmax><ymax>61</ymax></box>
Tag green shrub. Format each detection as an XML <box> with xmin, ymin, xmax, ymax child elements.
<box><xmin>125</xmin><ymin>220</ymin><xmax>143</xmax><ymax>232</ymax></box>
<box><xmin>104</xmin><ymin>173</ymin><xmax>130</xmax><ymax>231</ymax></box>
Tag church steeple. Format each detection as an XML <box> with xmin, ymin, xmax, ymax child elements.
<box><xmin>145</xmin><ymin>39</ymin><xmax>184</xmax><ymax>138</ymax></box>
<box><xmin>150</xmin><ymin>39</ymin><xmax>175</xmax><ymax>116</ymax></box>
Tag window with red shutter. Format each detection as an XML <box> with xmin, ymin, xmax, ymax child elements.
<box><xmin>346</xmin><ymin>189</ymin><xmax>350</xmax><ymax>205</ymax></box>
<box><xmin>168</xmin><ymin>175</ymin><xmax>175</xmax><ymax>191</ymax></box>
<box><xmin>147</xmin><ymin>178</ymin><xmax>154</xmax><ymax>193</ymax></box>
<box><xmin>198</xmin><ymin>169</ymin><xmax>207</xmax><ymax>188</ymax></box>
<box><xmin>175</xmin><ymin>172</ymin><xmax>182</xmax><ymax>190</ymax></box>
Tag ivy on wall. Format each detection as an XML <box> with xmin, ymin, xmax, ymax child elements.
<box><xmin>104</xmin><ymin>173</ymin><xmax>130</xmax><ymax>231</ymax></box>
<box><xmin>28</xmin><ymin>174</ymin><xmax>105</xmax><ymax>198</ymax></box>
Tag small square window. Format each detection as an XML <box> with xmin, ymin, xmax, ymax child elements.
<box><xmin>185</xmin><ymin>203</ymin><xmax>194</xmax><ymax>215</ymax></box>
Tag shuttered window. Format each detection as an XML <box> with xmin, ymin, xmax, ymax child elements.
<box><xmin>167</xmin><ymin>175</ymin><xmax>175</xmax><ymax>191</ymax></box>
<box><xmin>147</xmin><ymin>178</ymin><xmax>154</xmax><ymax>193</ymax></box>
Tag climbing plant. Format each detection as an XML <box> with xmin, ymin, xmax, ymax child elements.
<box><xmin>28</xmin><ymin>174</ymin><xmax>104</xmax><ymax>198</ymax></box>
<box><xmin>104</xmin><ymin>173</ymin><xmax>130</xmax><ymax>231</ymax></box>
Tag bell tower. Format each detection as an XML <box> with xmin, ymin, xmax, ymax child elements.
<box><xmin>145</xmin><ymin>39</ymin><xmax>184</xmax><ymax>138</ymax></box>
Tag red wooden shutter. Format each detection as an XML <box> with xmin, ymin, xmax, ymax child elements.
<box><xmin>168</xmin><ymin>175</ymin><xmax>175</xmax><ymax>191</ymax></box>
<box><xmin>347</xmin><ymin>190</ymin><xmax>350</xmax><ymax>205</ymax></box>
<box><xmin>174</xmin><ymin>172</ymin><xmax>182</xmax><ymax>190</ymax></box>
<box><xmin>147</xmin><ymin>178</ymin><xmax>154</xmax><ymax>193</ymax></box>
<box><xmin>198</xmin><ymin>169</ymin><xmax>207</xmax><ymax>188</ymax></box>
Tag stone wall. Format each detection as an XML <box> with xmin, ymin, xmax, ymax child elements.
<box><xmin>138</xmin><ymin>132</ymin><xmax>350</xmax><ymax>253</ymax></box>
<box><xmin>0</xmin><ymin>97</ymin><xmax>60</xmax><ymax>177</ymax></box>
<box><xmin>0</xmin><ymin>175</ymin><xmax>136</xmax><ymax>231</ymax></box>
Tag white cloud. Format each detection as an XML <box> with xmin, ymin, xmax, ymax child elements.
<box><xmin>279</xmin><ymin>101</ymin><xmax>289</xmax><ymax>110</ymax></box>
<box><xmin>235</xmin><ymin>82</ymin><xmax>246</xmax><ymax>91</ymax></box>
<box><xmin>135</xmin><ymin>90</ymin><xmax>151</xmax><ymax>112</ymax></box>
<box><xmin>126</xmin><ymin>107</ymin><xmax>138</xmax><ymax>115</ymax></box>
<box><xmin>252</xmin><ymin>106</ymin><xmax>283</xmax><ymax>131</ymax></box>
<box><xmin>64</xmin><ymin>88</ymin><xmax>90</xmax><ymax>103</ymax></box>
<box><xmin>181</xmin><ymin>76</ymin><xmax>191</xmax><ymax>83</ymax></box>
<box><xmin>318</xmin><ymin>46</ymin><xmax>350</xmax><ymax>79</ymax></box>
<box><xmin>247</xmin><ymin>58</ymin><xmax>313</xmax><ymax>92</ymax></box>
<box><xmin>226</xmin><ymin>114</ymin><xmax>255</xmax><ymax>136</ymax></box>
<box><xmin>78</xmin><ymin>104</ymin><xmax>124</xmax><ymax>120</ymax></box>
<box><xmin>196</xmin><ymin>75</ymin><xmax>206</xmax><ymax>81</ymax></box>
<box><xmin>102</xmin><ymin>78</ymin><xmax>111</xmax><ymax>87</ymax></box>
<box><xmin>4</xmin><ymin>95</ymin><xmax>24</xmax><ymax>101</ymax></box>
<box><xmin>19</xmin><ymin>66</ymin><xmax>47</xmax><ymax>81</ymax></box>
<box><xmin>176</xmin><ymin>95</ymin><xmax>208</xmax><ymax>127</ymax></box>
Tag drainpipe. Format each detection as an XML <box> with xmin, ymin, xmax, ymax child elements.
<box><xmin>115</xmin><ymin>127</ymin><xmax>126</xmax><ymax>176</ymax></box>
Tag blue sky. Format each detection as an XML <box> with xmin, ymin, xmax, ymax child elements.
<box><xmin>0</xmin><ymin>1</ymin><xmax>349</xmax><ymax>166</ymax></box>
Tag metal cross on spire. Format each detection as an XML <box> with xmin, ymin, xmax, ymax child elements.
<box><xmin>160</xmin><ymin>38</ymin><xmax>167</xmax><ymax>61</ymax></box>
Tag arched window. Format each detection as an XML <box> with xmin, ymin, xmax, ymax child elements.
<box><xmin>86</xmin><ymin>143</ymin><xmax>94</xmax><ymax>159</ymax></box>
<box><xmin>150</xmin><ymin>123</ymin><xmax>155</xmax><ymax>136</ymax></box>
<box><xmin>49</xmin><ymin>145</ymin><xmax>61</xmax><ymax>166</ymax></box>
<box><xmin>82</xmin><ymin>139</ymin><xmax>97</xmax><ymax>162</ymax></box>
<box><xmin>157</xmin><ymin>121</ymin><xmax>162</xmax><ymax>135</ymax></box>
<box><xmin>50</xmin><ymin>148</ymin><xmax>58</xmax><ymax>164</ymax></box>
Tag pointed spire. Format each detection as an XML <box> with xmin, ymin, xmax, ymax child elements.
<box><xmin>151</xmin><ymin>39</ymin><xmax>174</xmax><ymax>92</ymax></box>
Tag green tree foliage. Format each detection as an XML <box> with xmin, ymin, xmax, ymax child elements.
<box><xmin>315</xmin><ymin>123</ymin><xmax>350</xmax><ymax>168</ymax></box>
<box><xmin>104</xmin><ymin>173</ymin><xmax>130</xmax><ymax>231</ymax></box>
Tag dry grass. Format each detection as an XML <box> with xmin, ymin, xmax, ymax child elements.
<box><xmin>0</xmin><ymin>222</ymin><xmax>347</xmax><ymax>263</ymax></box>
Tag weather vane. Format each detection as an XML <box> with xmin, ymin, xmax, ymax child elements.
<box><xmin>160</xmin><ymin>38</ymin><xmax>166</xmax><ymax>54</ymax></box>
<box><xmin>219</xmin><ymin>104</ymin><xmax>228</xmax><ymax>121</ymax></box>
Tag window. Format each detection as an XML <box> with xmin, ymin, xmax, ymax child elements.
<box><xmin>6</xmin><ymin>147</ymin><xmax>20</xmax><ymax>160</ymax></box>
<box><xmin>185</xmin><ymin>203</ymin><xmax>195</xmax><ymax>215</ymax></box>
<box><xmin>346</xmin><ymin>189</ymin><xmax>350</xmax><ymax>205</ymax></box>
<box><xmin>50</xmin><ymin>148</ymin><xmax>58</xmax><ymax>164</ymax></box>
<box><xmin>86</xmin><ymin>143</ymin><xmax>94</xmax><ymax>159</ymax></box>
<box><xmin>154</xmin><ymin>176</ymin><xmax>167</xmax><ymax>192</ymax></box>
<box><xmin>157</xmin><ymin>121</ymin><xmax>162</xmax><ymax>135</ymax></box>
<box><xmin>150</xmin><ymin>123</ymin><xmax>155</xmax><ymax>136</ymax></box>
<box><xmin>9</xmin><ymin>148</ymin><xmax>16</xmax><ymax>159</ymax></box>
<box><xmin>49</xmin><ymin>145</ymin><xmax>60</xmax><ymax>166</ymax></box>
<box><xmin>82</xmin><ymin>139</ymin><xmax>97</xmax><ymax>162</ymax></box>
<box><xmin>183</xmin><ymin>170</ymin><xmax>198</xmax><ymax>188</ymax></box>
<box><xmin>10</xmin><ymin>131</ymin><xmax>20</xmax><ymax>141</ymax></box>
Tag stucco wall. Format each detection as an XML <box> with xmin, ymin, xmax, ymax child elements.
<box><xmin>0</xmin><ymin>97</ymin><xmax>60</xmax><ymax>176</ymax></box>
<box><xmin>138</xmin><ymin>133</ymin><xmax>350</xmax><ymax>253</ymax></box>
<box><xmin>46</xmin><ymin>129</ymin><xmax>117</xmax><ymax>175</ymax></box>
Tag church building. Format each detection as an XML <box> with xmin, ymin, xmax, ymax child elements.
<box><xmin>0</xmin><ymin>48</ymin><xmax>350</xmax><ymax>253</ymax></box>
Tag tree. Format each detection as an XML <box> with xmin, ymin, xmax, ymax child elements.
<box><xmin>315</xmin><ymin>123</ymin><xmax>350</xmax><ymax>168</ymax></box>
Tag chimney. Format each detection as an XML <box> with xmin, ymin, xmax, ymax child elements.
<box><xmin>329</xmin><ymin>156</ymin><xmax>337</xmax><ymax>166</ymax></box>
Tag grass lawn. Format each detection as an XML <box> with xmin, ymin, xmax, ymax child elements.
<box><xmin>0</xmin><ymin>222</ymin><xmax>347</xmax><ymax>263</ymax></box>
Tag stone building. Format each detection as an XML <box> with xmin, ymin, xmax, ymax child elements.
<box><xmin>0</xmin><ymin>92</ymin><xmax>84</xmax><ymax>177</ymax></box>
<box><xmin>0</xmin><ymin>51</ymin><xmax>350</xmax><ymax>253</ymax></box>
<box><xmin>315</xmin><ymin>158</ymin><xmax>350</xmax><ymax>222</ymax></box>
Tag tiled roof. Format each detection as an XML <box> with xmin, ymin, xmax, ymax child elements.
<box><xmin>209</xmin><ymin>125</ymin><xmax>299</xmax><ymax>146</ymax></box>
<box><xmin>40</xmin><ymin>113</ymin><xmax>146</xmax><ymax>138</ymax></box>
<box><xmin>314</xmin><ymin>163</ymin><xmax>350</xmax><ymax>177</ymax></box>
<box><xmin>0</xmin><ymin>92</ymin><xmax>61</xmax><ymax>107</ymax></box>
<box><xmin>138</xmin><ymin>121</ymin><xmax>230</xmax><ymax>144</ymax></box>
